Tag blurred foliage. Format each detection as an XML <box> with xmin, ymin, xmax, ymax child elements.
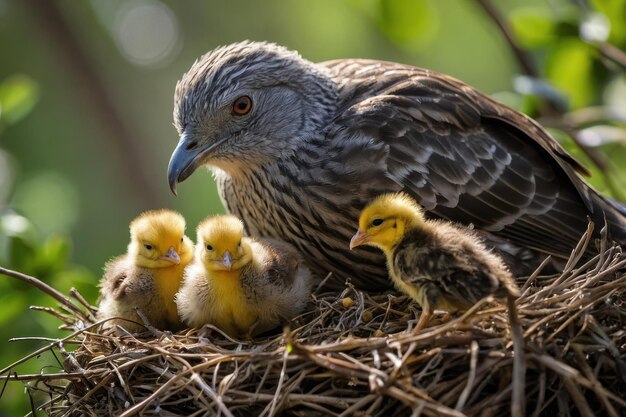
<box><xmin>348</xmin><ymin>0</ymin><xmax>439</xmax><ymax>48</ymax></box>
<box><xmin>0</xmin><ymin>0</ymin><xmax>625</xmax><ymax>414</ymax></box>
<box><xmin>0</xmin><ymin>74</ymin><xmax>39</xmax><ymax>129</ymax></box>
<box><xmin>0</xmin><ymin>73</ymin><xmax>95</xmax><ymax>416</ymax></box>
<box><xmin>507</xmin><ymin>0</ymin><xmax>626</xmax><ymax>199</ymax></box>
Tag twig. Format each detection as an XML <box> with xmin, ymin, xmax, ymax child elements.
<box><xmin>19</xmin><ymin>0</ymin><xmax>162</xmax><ymax>207</ymax></box>
<box><xmin>0</xmin><ymin>266</ymin><xmax>86</xmax><ymax>319</ymax></box>
<box><xmin>474</xmin><ymin>0</ymin><xmax>539</xmax><ymax>78</ymax></box>
<box><xmin>508</xmin><ymin>295</ymin><xmax>526</xmax><ymax>417</ymax></box>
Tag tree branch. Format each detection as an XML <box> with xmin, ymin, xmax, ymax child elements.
<box><xmin>474</xmin><ymin>0</ymin><xmax>539</xmax><ymax>78</ymax></box>
<box><xmin>20</xmin><ymin>0</ymin><xmax>163</xmax><ymax>208</ymax></box>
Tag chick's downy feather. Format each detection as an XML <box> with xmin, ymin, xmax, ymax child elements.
<box><xmin>176</xmin><ymin>215</ymin><xmax>312</xmax><ymax>338</ymax></box>
<box><xmin>98</xmin><ymin>209</ymin><xmax>193</xmax><ymax>332</ymax></box>
<box><xmin>352</xmin><ymin>193</ymin><xmax>519</xmax><ymax>329</ymax></box>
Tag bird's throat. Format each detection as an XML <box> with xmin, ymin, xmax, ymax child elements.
<box><xmin>153</xmin><ymin>264</ymin><xmax>186</xmax><ymax>318</ymax></box>
<box><xmin>211</xmin><ymin>270</ymin><xmax>243</xmax><ymax>293</ymax></box>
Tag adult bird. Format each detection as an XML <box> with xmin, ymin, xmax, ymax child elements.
<box><xmin>168</xmin><ymin>41</ymin><xmax>626</xmax><ymax>290</ymax></box>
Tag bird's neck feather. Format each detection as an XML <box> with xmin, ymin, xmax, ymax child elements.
<box><xmin>378</xmin><ymin>216</ymin><xmax>425</xmax><ymax>253</ymax></box>
<box><xmin>152</xmin><ymin>263</ymin><xmax>188</xmax><ymax>318</ymax></box>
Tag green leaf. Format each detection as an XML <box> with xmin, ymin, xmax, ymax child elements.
<box><xmin>510</xmin><ymin>7</ymin><xmax>556</xmax><ymax>48</ymax></box>
<box><xmin>39</xmin><ymin>234</ymin><xmax>71</xmax><ymax>274</ymax></box>
<box><xmin>546</xmin><ymin>40</ymin><xmax>594</xmax><ymax>109</ymax></box>
<box><xmin>0</xmin><ymin>74</ymin><xmax>39</xmax><ymax>126</ymax></box>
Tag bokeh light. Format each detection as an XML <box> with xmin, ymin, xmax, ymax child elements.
<box><xmin>113</xmin><ymin>0</ymin><xmax>181</xmax><ymax>67</ymax></box>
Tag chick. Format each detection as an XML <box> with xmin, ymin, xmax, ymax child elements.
<box><xmin>351</xmin><ymin>192</ymin><xmax>520</xmax><ymax>331</ymax></box>
<box><xmin>98</xmin><ymin>209</ymin><xmax>194</xmax><ymax>332</ymax></box>
<box><xmin>176</xmin><ymin>215</ymin><xmax>312</xmax><ymax>338</ymax></box>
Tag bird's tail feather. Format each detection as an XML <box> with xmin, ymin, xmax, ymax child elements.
<box><xmin>591</xmin><ymin>193</ymin><xmax>626</xmax><ymax>245</ymax></box>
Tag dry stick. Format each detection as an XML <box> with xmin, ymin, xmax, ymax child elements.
<box><xmin>0</xmin><ymin>266</ymin><xmax>86</xmax><ymax>319</ymax></box>
<box><xmin>228</xmin><ymin>391</ymin><xmax>361</xmax><ymax>407</ymax></box>
<box><xmin>507</xmin><ymin>295</ymin><xmax>526</xmax><ymax>417</ymax></box>
<box><xmin>29</xmin><ymin>305</ymin><xmax>74</xmax><ymax>324</ymax></box>
<box><xmin>70</xmin><ymin>287</ymin><xmax>98</xmax><ymax>315</ymax></box>
<box><xmin>454</xmin><ymin>340</ymin><xmax>478</xmax><ymax>411</ymax></box>
<box><xmin>0</xmin><ymin>372</ymin><xmax>87</xmax><ymax>381</ymax></box>
<box><xmin>337</xmin><ymin>394</ymin><xmax>377</xmax><ymax>417</ymax></box>
<box><xmin>520</xmin><ymin>255</ymin><xmax>553</xmax><ymax>295</ymax></box>
<box><xmin>0</xmin><ymin>318</ymin><xmax>112</xmax><ymax>375</ymax></box>
<box><xmin>63</xmin><ymin>373</ymin><xmax>115</xmax><ymax>416</ymax></box>
<box><xmin>597</xmin><ymin>42</ymin><xmax>626</xmax><ymax>70</ymax></box>
<box><xmin>563</xmin><ymin>378</ymin><xmax>596</xmax><ymax>417</ymax></box>
<box><xmin>267</xmin><ymin>344</ymin><xmax>289</xmax><ymax>417</ymax></box>
<box><xmin>118</xmin><ymin>355</ymin><xmax>239</xmax><ymax>417</ymax></box>
<box><xmin>571</xmin><ymin>345</ymin><xmax>620</xmax><ymax>417</ymax></box>
<box><xmin>556</xmin><ymin>221</ymin><xmax>594</xmax><ymax>283</ymax></box>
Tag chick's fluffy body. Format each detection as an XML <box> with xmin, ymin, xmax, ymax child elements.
<box><xmin>357</xmin><ymin>193</ymin><xmax>519</xmax><ymax>319</ymax></box>
<box><xmin>391</xmin><ymin>220</ymin><xmax>519</xmax><ymax>313</ymax></box>
<box><xmin>98</xmin><ymin>210</ymin><xmax>193</xmax><ymax>332</ymax></box>
<box><xmin>177</xmin><ymin>216</ymin><xmax>312</xmax><ymax>337</ymax></box>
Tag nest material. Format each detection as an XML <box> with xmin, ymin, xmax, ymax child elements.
<box><xmin>1</xmin><ymin>225</ymin><xmax>625</xmax><ymax>417</ymax></box>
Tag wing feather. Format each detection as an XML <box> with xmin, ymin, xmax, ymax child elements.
<box><xmin>325</xmin><ymin>59</ymin><xmax>595</xmax><ymax>258</ymax></box>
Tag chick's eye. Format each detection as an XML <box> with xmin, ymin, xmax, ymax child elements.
<box><xmin>180</xmin><ymin>237</ymin><xmax>183</xmax><ymax>243</ymax></box>
<box><xmin>206</xmin><ymin>244</ymin><xmax>213</xmax><ymax>251</ymax></box>
<box><xmin>372</xmin><ymin>218</ymin><xmax>384</xmax><ymax>226</ymax></box>
<box><xmin>232</xmin><ymin>96</ymin><xmax>252</xmax><ymax>115</ymax></box>
<box><xmin>144</xmin><ymin>244</ymin><xmax>153</xmax><ymax>250</ymax></box>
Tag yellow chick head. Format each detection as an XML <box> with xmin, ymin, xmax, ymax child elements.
<box><xmin>351</xmin><ymin>192</ymin><xmax>426</xmax><ymax>253</ymax></box>
<box><xmin>196</xmin><ymin>215</ymin><xmax>252</xmax><ymax>272</ymax></box>
<box><xmin>128</xmin><ymin>209</ymin><xmax>194</xmax><ymax>268</ymax></box>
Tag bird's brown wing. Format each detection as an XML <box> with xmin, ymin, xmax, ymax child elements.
<box><xmin>324</xmin><ymin>59</ymin><xmax>595</xmax><ymax>259</ymax></box>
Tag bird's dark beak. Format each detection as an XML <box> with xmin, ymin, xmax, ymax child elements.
<box><xmin>221</xmin><ymin>251</ymin><xmax>233</xmax><ymax>271</ymax></box>
<box><xmin>350</xmin><ymin>229</ymin><xmax>370</xmax><ymax>249</ymax></box>
<box><xmin>167</xmin><ymin>132</ymin><xmax>203</xmax><ymax>195</ymax></box>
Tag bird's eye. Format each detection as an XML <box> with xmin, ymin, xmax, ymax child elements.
<box><xmin>238</xmin><ymin>241</ymin><xmax>241</xmax><ymax>247</ymax></box>
<box><xmin>180</xmin><ymin>237</ymin><xmax>183</xmax><ymax>243</ymax></box>
<box><xmin>232</xmin><ymin>96</ymin><xmax>252</xmax><ymax>115</ymax></box>
<box><xmin>206</xmin><ymin>244</ymin><xmax>213</xmax><ymax>251</ymax></box>
<box><xmin>144</xmin><ymin>244</ymin><xmax>153</xmax><ymax>250</ymax></box>
<box><xmin>372</xmin><ymin>218</ymin><xmax>384</xmax><ymax>226</ymax></box>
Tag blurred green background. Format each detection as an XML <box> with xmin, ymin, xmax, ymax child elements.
<box><xmin>1</xmin><ymin>0</ymin><xmax>625</xmax><ymax>414</ymax></box>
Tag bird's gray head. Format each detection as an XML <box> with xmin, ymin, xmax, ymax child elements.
<box><xmin>168</xmin><ymin>41</ymin><xmax>337</xmax><ymax>194</ymax></box>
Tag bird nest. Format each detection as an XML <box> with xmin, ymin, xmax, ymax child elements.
<box><xmin>1</xmin><ymin>224</ymin><xmax>625</xmax><ymax>417</ymax></box>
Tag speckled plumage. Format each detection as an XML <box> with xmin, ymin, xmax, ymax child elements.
<box><xmin>391</xmin><ymin>221</ymin><xmax>520</xmax><ymax>313</ymax></box>
<box><xmin>168</xmin><ymin>41</ymin><xmax>626</xmax><ymax>290</ymax></box>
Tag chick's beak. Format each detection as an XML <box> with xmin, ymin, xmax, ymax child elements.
<box><xmin>350</xmin><ymin>229</ymin><xmax>370</xmax><ymax>250</ymax></box>
<box><xmin>168</xmin><ymin>132</ymin><xmax>203</xmax><ymax>196</ymax></box>
<box><xmin>221</xmin><ymin>251</ymin><xmax>233</xmax><ymax>271</ymax></box>
<box><xmin>160</xmin><ymin>246</ymin><xmax>181</xmax><ymax>264</ymax></box>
